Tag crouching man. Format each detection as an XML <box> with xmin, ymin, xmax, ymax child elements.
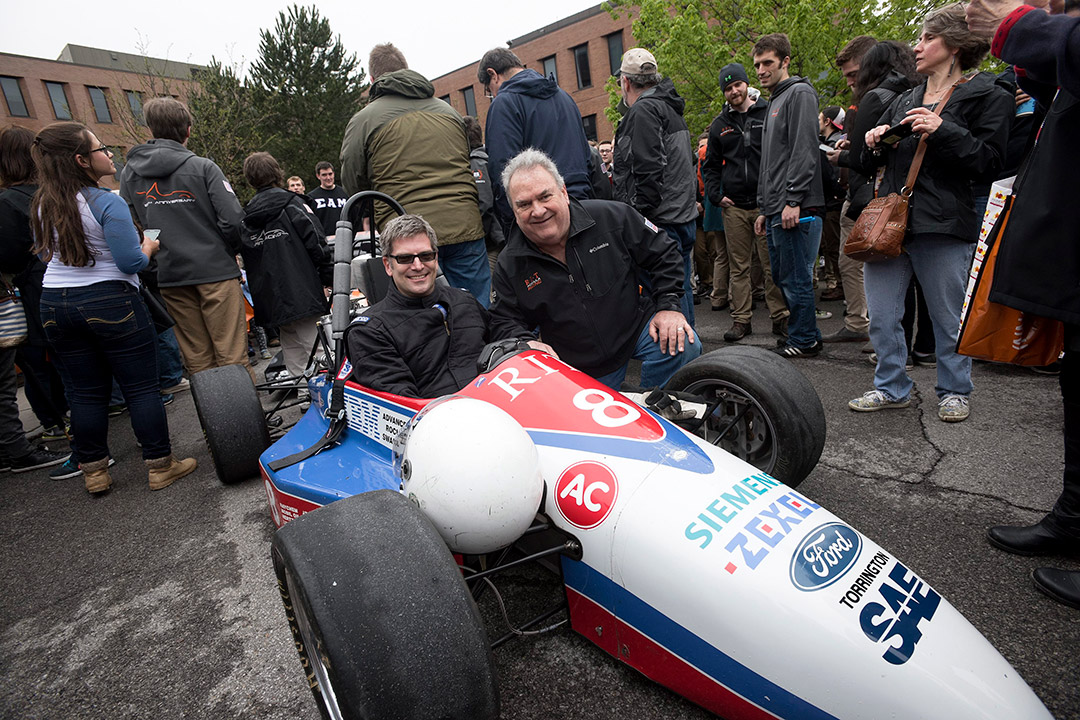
<box><xmin>347</xmin><ymin>214</ymin><xmax>551</xmax><ymax>397</ymax></box>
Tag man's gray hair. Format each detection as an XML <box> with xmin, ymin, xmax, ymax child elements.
<box><xmin>623</xmin><ymin>71</ymin><xmax>662</xmax><ymax>89</ymax></box>
<box><xmin>380</xmin><ymin>214</ymin><xmax>438</xmax><ymax>256</ymax></box>
<box><xmin>500</xmin><ymin>148</ymin><xmax>566</xmax><ymax>194</ymax></box>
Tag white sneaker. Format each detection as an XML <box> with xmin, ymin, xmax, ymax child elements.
<box><xmin>938</xmin><ymin>394</ymin><xmax>970</xmax><ymax>422</ymax></box>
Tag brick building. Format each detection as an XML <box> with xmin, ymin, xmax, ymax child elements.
<box><xmin>0</xmin><ymin>45</ymin><xmax>199</xmax><ymax>186</ymax></box>
<box><xmin>431</xmin><ymin>4</ymin><xmax>636</xmax><ymax>144</ymax></box>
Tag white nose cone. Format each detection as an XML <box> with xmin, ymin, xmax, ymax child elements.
<box><xmin>398</xmin><ymin>396</ymin><xmax>544</xmax><ymax>554</ymax></box>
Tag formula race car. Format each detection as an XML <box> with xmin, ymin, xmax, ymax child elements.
<box><xmin>190</xmin><ymin>192</ymin><xmax>1053</xmax><ymax>720</ymax></box>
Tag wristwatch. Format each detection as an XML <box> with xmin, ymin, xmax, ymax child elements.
<box><xmin>786</xmin><ymin>200</ymin><xmax>799</xmax><ymax>208</ymax></box>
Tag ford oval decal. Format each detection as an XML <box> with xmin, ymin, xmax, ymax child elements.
<box><xmin>789</xmin><ymin>522</ymin><xmax>863</xmax><ymax>591</ymax></box>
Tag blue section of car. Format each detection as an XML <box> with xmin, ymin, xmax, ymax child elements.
<box><xmin>528</xmin><ymin>421</ymin><xmax>714</xmax><ymax>475</ymax></box>
<box><xmin>561</xmin><ymin>558</ymin><xmax>841</xmax><ymax>720</ymax></box>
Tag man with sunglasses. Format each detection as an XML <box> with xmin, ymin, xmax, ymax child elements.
<box><xmin>347</xmin><ymin>214</ymin><xmax>550</xmax><ymax>398</ymax></box>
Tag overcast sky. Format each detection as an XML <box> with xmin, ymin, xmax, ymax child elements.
<box><xmin>1</xmin><ymin>0</ymin><xmax>604</xmax><ymax>80</ymax></box>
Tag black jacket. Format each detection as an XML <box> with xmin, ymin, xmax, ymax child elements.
<box><xmin>860</xmin><ymin>71</ymin><xmax>1012</xmax><ymax>241</ymax></box>
<box><xmin>490</xmin><ymin>199</ymin><xmax>684</xmax><ymax>378</ymax></box>
<box><xmin>469</xmin><ymin>147</ymin><xmax>505</xmax><ymax>249</ymax></box>
<box><xmin>0</xmin><ymin>184</ymin><xmax>47</xmax><ymax>346</ymax></box>
<box><xmin>240</xmin><ymin>187</ymin><xmax>332</xmax><ymax>328</ymax></box>
<box><xmin>839</xmin><ymin>71</ymin><xmax>915</xmax><ymax>218</ymax></box>
<box><xmin>346</xmin><ymin>282</ymin><xmax>498</xmax><ymax>398</ymax></box>
<box><xmin>702</xmin><ymin>97</ymin><xmax>768</xmax><ymax>209</ymax></box>
<box><xmin>613</xmin><ymin>78</ymin><xmax>698</xmax><ymax>225</ymax></box>
<box><xmin>989</xmin><ymin>9</ymin><xmax>1080</xmax><ymax>325</ymax></box>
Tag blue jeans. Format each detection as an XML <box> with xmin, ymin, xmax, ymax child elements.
<box><xmin>594</xmin><ymin>315</ymin><xmax>703</xmax><ymax>390</ymax></box>
<box><xmin>658</xmin><ymin>220</ymin><xmax>698</xmax><ymax>327</ymax></box>
<box><xmin>765</xmin><ymin>214</ymin><xmax>822</xmax><ymax>348</ymax></box>
<box><xmin>438</xmin><ymin>238</ymin><xmax>492</xmax><ymax>308</ymax></box>
<box><xmin>863</xmin><ymin>234</ymin><xmax>975</xmax><ymax>401</ymax></box>
<box><xmin>157</xmin><ymin>327</ymin><xmax>185</xmax><ymax>388</ymax></box>
<box><xmin>41</xmin><ymin>282</ymin><xmax>171</xmax><ymax>463</ymax></box>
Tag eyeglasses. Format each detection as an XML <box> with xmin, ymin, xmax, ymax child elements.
<box><xmin>389</xmin><ymin>250</ymin><xmax>437</xmax><ymax>265</ymax></box>
<box><xmin>83</xmin><ymin>144</ymin><xmax>110</xmax><ymax>156</ymax></box>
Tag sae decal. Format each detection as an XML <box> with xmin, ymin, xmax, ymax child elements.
<box><xmin>789</xmin><ymin>522</ymin><xmax>863</xmax><ymax>591</ymax></box>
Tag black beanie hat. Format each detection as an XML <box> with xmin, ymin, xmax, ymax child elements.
<box><xmin>719</xmin><ymin>63</ymin><xmax>750</xmax><ymax>92</ymax></box>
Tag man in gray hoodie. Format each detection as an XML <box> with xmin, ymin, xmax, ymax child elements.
<box><xmin>119</xmin><ymin>97</ymin><xmax>251</xmax><ymax>378</ymax></box>
<box><xmin>752</xmin><ymin>34</ymin><xmax>825</xmax><ymax>358</ymax></box>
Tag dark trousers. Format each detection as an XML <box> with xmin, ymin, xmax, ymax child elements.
<box><xmin>1049</xmin><ymin>326</ymin><xmax>1080</xmax><ymax>537</ymax></box>
<box><xmin>41</xmin><ymin>282</ymin><xmax>170</xmax><ymax>463</ymax></box>
<box><xmin>0</xmin><ymin>346</ymin><xmax>33</xmax><ymax>462</ymax></box>
<box><xmin>15</xmin><ymin>344</ymin><xmax>68</xmax><ymax>428</ymax></box>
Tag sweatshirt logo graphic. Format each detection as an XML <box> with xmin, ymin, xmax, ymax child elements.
<box><xmin>525</xmin><ymin>272</ymin><xmax>542</xmax><ymax>291</ymax></box>
<box><xmin>137</xmin><ymin>182</ymin><xmax>195</xmax><ymax>206</ymax></box>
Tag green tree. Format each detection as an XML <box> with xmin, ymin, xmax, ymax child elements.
<box><xmin>187</xmin><ymin>59</ymin><xmax>270</xmax><ymax>203</ymax></box>
<box><xmin>249</xmin><ymin>4</ymin><xmax>367</xmax><ymax>185</ymax></box>
<box><xmin>606</xmin><ymin>0</ymin><xmax>934</xmax><ymax>135</ymax></box>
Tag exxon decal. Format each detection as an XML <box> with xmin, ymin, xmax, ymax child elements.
<box><xmin>789</xmin><ymin>522</ymin><xmax>863</xmax><ymax>591</ymax></box>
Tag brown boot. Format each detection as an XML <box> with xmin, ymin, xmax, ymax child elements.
<box><xmin>82</xmin><ymin>457</ymin><xmax>113</xmax><ymax>494</ymax></box>
<box><xmin>146</xmin><ymin>454</ymin><xmax>197</xmax><ymax>491</ymax></box>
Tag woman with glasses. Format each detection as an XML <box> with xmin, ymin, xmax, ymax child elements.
<box><xmin>240</xmin><ymin>152</ymin><xmax>333</xmax><ymax>386</ymax></box>
<box><xmin>31</xmin><ymin>122</ymin><xmax>196</xmax><ymax>493</ymax></box>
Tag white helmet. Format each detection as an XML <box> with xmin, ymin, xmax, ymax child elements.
<box><xmin>395</xmin><ymin>396</ymin><xmax>544</xmax><ymax>554</ymax></box>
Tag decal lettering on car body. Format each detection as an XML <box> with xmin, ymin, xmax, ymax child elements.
<box><xmin>720</xmin><ymin>490</ymin><xmax>821</xmax><ymax>574</ymax></box>
<box><xmin>837</xmin><ymin>551</ymin><xmax>891</xmax><ymax>609</ymax></box>
<box><xmin>859</xmin><ymin>561</ymin><xmax>941</xmax><ymax>665</ymax></box>
<box><xmin>789</xmin><ymin>522</ymin><xmax>864</xmax><ymax>591</ymax></box>
<box><xmin>554</xmin><ymin>461</ymin><xmax>619</xmax><ymax>530</ymax></box>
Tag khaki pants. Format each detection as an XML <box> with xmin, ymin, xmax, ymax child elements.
<box><xmin>708</xmin><ymin>231</ymin><xmax>729</xmax><ymax>307</ymax></box>
<box><xmin>838</xmin><ymin>201</ymin><xmax>869</xmax><ymax>333</ymax></box>
<box><xmin>278</xmin><ymin>315</ymin><xmax>323</xmax><ymax>379</ymax></box>
<box><xmin>161</xmin><ymin>278</ymin><xmax>254</xmax><ymax>380</ymax></box>
<box><xmin>694</xmin><ymin>224</ymin><xmax>714</xmax><ymax>287</ymax></box>
<box><xmin>722</xmin><ymin>206</ymin><xmax>788</xmax><ymax>323</ymax></box>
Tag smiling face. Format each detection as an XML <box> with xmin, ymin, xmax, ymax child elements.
<box><xmin>383</xmin><ymin>232</ymin><xmax>438</xmax><ymax>298</ymax></box>
<box><xmin>507</xmin><ymin>165</ymin><xmax>571</xmax><ymax>256</ymax></box>
<box><xmin>723</xmin><ymin>80</ymin><xmax>749</xmax><ymax>108</ymax></box>
<box><xmin>317</xmin><ymin>167</ymin><xmax>335</xmax><ymax>189</ymax></box>
<box><xmin>76</xmin><ymin>131</ymin><xmax>115</xmax><ymax>182</ymax></box>
<box><xmin>598</xmin><ymin>142</ymin><xmax>612</xmax><ymax>163</ymax></box>
<box><xmin>753</xmin><ymin>50</ymin><xmax>789</xmax><ymax>91</ymax></box>
<box><xmin>913</xmin><ymin>29</ymin><xmax>955</xmax><ymax>75</ymax></box>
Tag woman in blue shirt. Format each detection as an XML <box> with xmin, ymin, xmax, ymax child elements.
<box><xmin>30</xmin><ymin>122</ymin><xmax>196</xmax><ymax>494</ymax></box>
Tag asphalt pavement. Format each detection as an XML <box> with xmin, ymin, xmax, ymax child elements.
<box><xmin>1</xmin><ymin>292</ymin><xmax>1077</xmax><ymax>720</ymax></box>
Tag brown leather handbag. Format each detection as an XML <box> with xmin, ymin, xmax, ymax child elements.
<box><xmin>844</xmin><ymin>83</ymin><xmax>958</xmax><ymax>262</ymax></box>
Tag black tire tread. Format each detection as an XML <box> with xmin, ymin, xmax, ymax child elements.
<box><xmin>190</xmin><ymin>364</ymin><xmax>270</xmax><ymax>484</ymax></box>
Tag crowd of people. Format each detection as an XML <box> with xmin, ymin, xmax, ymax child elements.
<box><xmin>0</xmin><ymin>0</ymin><xmax>1076</xmax><ymax>607</ymax></box>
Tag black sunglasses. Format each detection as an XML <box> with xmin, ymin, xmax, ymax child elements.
<box><xmin>389</xmin><ymin>250</ymin><xmax>438</xmax><ymax>265</ymax></box>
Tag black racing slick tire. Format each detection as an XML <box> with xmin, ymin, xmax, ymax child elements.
<box><xmin>666</xmin><ymin>346</ymin><xmax>826</xmax><ymax>487</ymax></box>
<box><xmin>190</xmin><ymin>364</ymin><xmax>270</xmax><ymax>484</ymax></box>
<box><xmin>271</xmin><ymin>490</ymin><xmax>499</xmax><ymax>720</ymax></box>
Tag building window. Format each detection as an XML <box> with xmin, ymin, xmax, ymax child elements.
<box><xmin>542</xmin><ymin>56</ymin><xmax>558</xmax><ymax>83</ymax></box>
<box><xmin>607</xmin><ymin>32</ymin><xmax>624</xmax><ymax>76</ymax></box>
<box><xmin>573</xmin><ymin>44</ymin><xmax>592</xmax><ymax>89</ymax></box>
<box><xmin>45</xmin><ymin>82</ymin><xmax>71</xmax><ymax>120</ymax></box>
<box><xmin>461</xmin><ymin>87</ymin><xmax>477</xmax><ymax>117</ymax></box>
<box><xmin>86</xmin><ymin>86</ymin><xmax>112</xmax><ymax>123</ymax></box>
<box><xmin>0</xmin><ymin>76</ymin><xmax>29</xmax><ymax>117</ymax></box>
<box><xmin>438</xmin><ymin>94</ymin><xmax>451</xmax><ymax>106</ymax></box>
<box><xmin>582</xmin><ymin>114</ymin><xmax>598</xmax><ymax>142</ymax></box>
<box><xmin>126</xmin><ymin>90</ymin><xmax>144</xmax><ymax>124</ymax></box>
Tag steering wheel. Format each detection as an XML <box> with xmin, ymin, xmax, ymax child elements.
<box><xmin>477</xmin><ymin>338</ymin><xmax>534</xmax><ymax>374</ymax></box>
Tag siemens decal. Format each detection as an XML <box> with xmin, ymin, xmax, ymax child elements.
<box><xmin>789</xmin><ymin>522</ymin><xmax>863</xmax><ymax>591</ymax></box>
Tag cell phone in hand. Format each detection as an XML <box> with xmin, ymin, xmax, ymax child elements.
<box><xmin>144</xmin><ymin>229</ymin><xmax>161</xmax><ymax>241</ymax></box>
<box><xmin>880</xmin><ymin>123</ymin><xmax>914</xmax><ymax>145</ymax></box>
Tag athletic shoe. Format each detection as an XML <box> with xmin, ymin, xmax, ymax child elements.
<box><xmin>49</xmin><ymin>456</ymin><xmax>116</xmax><ymax>481</ymax></box>
<box><xmin>11</xmin><ymin>448</ymin><xmax>71</xmax><ymax>473</ymax></box>
<box><xmin>848</xmin><ymin>390</ymin><xmax>911</xmax><ymax>412</ymax></box>
<box><xmin>815</xmin><ymin>309</ymin><xmax>833</xmax><ymax>320</ymax></box>
<box><xmin>773</xmin><ymin>341</ymin><xmax>822</xmax><ymax>358</ymax></box>
<box><xmin>772</xmin><ymin>317</ymin><xmax>789</xmax><ymax>339</ymax></box>
<box><xmin>912</xmin><ymin>351</ymin><xmax>937</xmax><ymax>367</ymax></box>
<box><xmin>820</xmin><ymin>287</ymin><xmax>845</xmax><ymax>301</ymax></box>
<box><xmin>162</xmin><ymin>394</ymin><xmax>175</xmax><ymax>406</ymax></box>
<box><xmin>41</xmin><ymin>424</ymin><xmax>69</xmax><ymax>441</ymax></box>
<box><xmin>822</xmin><ymin>326</ymin><xmax>869</xmax><ymax>343</ymax></box>
<box><xmin>160</xmin><ymin>378</ymin><xmax>190</xmax><ymax>395</ymax></box>
<box><xmin>938</xmin><ymin>394</ymin><xmax>970</xmax><ymax>422</ymax></box>
<box><xmin>107</xmin><ymin>405</ymin><xmax>127</xmax><ymax>417</ymax></box>
<box><xmin>259</xmin><ymin>348</ymin><xmax>273</xmax><ymax>360</ymax></box>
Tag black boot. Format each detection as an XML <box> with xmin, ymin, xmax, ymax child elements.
<box><xmin>987</xmin><ymin>521</ymin><xmax>1078</xmax><ymax>556</ymax></box>
<box><xmin>1032</xmin><ymin>568</ymin><xmax>1080</xmax><ymax>610</ymax></box>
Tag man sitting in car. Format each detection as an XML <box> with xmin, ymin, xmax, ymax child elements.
<box><xmin>346</xmin><ymin>213</ymin><xmax>550</xmax><ymax>398</ymax></box>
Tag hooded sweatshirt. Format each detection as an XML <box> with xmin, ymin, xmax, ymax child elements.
<box><xmin>240</xmin><ymin>187</ymin><xmax>332</xmax><ymax>327</ymax></box>
<box><xmin>756</xmin><ymin>76</ymin><xmax>825</xmax><ymax>217</ymax></box>
<box><xmin>339</xmin><ymin>69</ymin><xmax>483</xmax><ymax>246</ymax></box>
<box><xmin>613</xmin><ymin>77</ymin><xmax>698</xmax><ymax>225</ymax></box>
<box><xmin>484</xmin><ymin>68</ymin><xmax>594</xmax><ymax>229</ymax></box>
<box><xmin>119</xmin><ymin>138</ymin><xmax>244</xmax><ymax>287</ymax></box>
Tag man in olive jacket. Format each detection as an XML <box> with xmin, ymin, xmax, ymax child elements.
<box><xmin>340</xmin><ymin>43</ymin><xmax>491</xmax><ymax>305</ymax></box>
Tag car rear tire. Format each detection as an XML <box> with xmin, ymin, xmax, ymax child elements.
<box><xmin>190</xmin><ymin>364</ymin><xmax>270</xmax><ymax>484</ymax></box>
<box><xmin>665</xmin><ymin>346</ymin><xmax>826</xmax><ymax>487</ymax></box>
<box><xmin>271</xmin><ymin>490</ymin><xmax>500</xmax><ymax>720</ymax></box>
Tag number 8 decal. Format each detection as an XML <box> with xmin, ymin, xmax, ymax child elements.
<box><xmin>573</xmin><ymin>388</ymin><xmax>641</xmax><ymax>428</ymax></box>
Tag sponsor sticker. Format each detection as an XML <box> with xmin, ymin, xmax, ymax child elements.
<box><xmin>859</xmin><ymin>561</ymin><xmax>941</xmax><ymax>666</ymax></box>
<box><xmin>789</xmin><ymin>522</ymin><xmax>863</xmax><ymax>591</ymax></box>
<box><xmin>336</xmin><ymin>359</ymin><xmax>353</xmax><ymax>380</ymax></box>
<box><xmin>554</xmin><ymin>461</ymin><xmax>618</xmax><ymax>530</ymax></box>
